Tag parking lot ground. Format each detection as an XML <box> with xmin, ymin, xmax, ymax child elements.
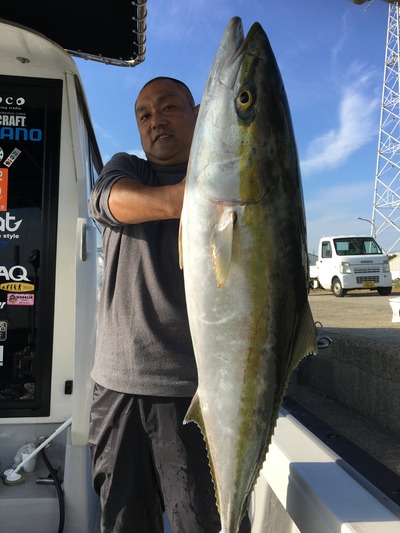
<box><xmin>308</xmin><ymin>286</ymin><xmax>400</xmax><ymax>332</ymax></box>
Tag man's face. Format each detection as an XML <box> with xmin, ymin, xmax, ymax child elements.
<box><xmin>135</xmin><ymin>79</ymin><xmax>197</xmax><ymax>166</ymax></box>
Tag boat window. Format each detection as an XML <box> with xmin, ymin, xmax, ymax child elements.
<box><xmin>0</xmin><ymin>76</ymin><xmax>62</xmax><ymax>416</ymax></box>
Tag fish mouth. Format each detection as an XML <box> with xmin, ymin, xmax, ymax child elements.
<box><xmin>224</xmin><ymin>17</ymin><xmax>245</xmax><ymax>62</ymax></box>
<box><xmin>226</xmin><ymin>17</ymin><xmax>264</xmax><ymax>57</ymax></box>
<box><xmin>217</xmin><ymin>17</ymin><xmax>265</xmax><ymax>89</ymax></box>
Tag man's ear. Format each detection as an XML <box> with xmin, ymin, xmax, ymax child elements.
<box><xmin>194</xmin><ymin>104</ymin><xmax>200</xmax><ymax>118</ymax></box>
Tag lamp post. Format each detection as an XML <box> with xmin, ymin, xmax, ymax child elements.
<box><xmin>356</xmin><ymin>217</ymin><xmax>376</xmax><ymax>238</ymax></box>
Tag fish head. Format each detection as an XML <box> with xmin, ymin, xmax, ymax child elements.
<box><xmin>189</xmin><ymin>17</ymin><xmax>293</xmax><ymax>207</ymax></box>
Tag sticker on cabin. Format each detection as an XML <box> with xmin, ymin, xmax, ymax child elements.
<box><xmin>0</xmin><ymin>320</ymin><xmax>7</xmax><ymax>341</ymax></box>
<box><xmin>0</xmin><ymin>265</ymin><xmax>29</xmax><ymax>282</ymax></box>
<box><xmin>0</xmin><ymin>212</ymin><xmax>22</xmax><ymax>237</ymax></box>
<box><xmin>7</xmin><ymin>293</ymin><xmax>34</xmax><ymax>306</ymax></box>
<box><xmin>0</xmin><ymin>147</ymin><xmax>3</xmax><ymax>162</ymax></box>
<box><xmin>4</xmin><ymin>148</ymin><xmax>21</xmax><ymax>168</ymax></box>
<box><xmin>0</xmin><ymin>282</ymin><xmax>34</xmax><ymax>292</ymax></box>
<box><xmin>0</xmin><ymin>169</ymin><xmax>8</xmax><ymax>212</ymax></box>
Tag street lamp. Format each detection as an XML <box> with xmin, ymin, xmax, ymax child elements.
<box><xmin>356</xmin><ymin>217</ymin><xmax>376</xmax><ymax>237</ymax></box>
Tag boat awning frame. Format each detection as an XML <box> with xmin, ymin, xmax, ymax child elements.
<box><xmin>0</xmin><ymin>0</ymin><xmax>147</xmax><ymax>67</ymax></box>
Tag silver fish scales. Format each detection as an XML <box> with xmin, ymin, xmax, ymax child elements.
<box><xmin>179</xmin><ymin>17</ymin><xmax>317</xmax><ymax>533</ymax></box>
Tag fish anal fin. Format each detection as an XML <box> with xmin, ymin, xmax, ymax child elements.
<box><xmin>184</xmin><ymin>392</ymin><xmax>221</xmax><ymax>515</ymax></box>
<box><xmin>183</xmin><ymin>391</ymin><xmax>204</xmax><ymax>427</ymax></box>
<box><xmin>292</xmin><ymin>301</ymin><xmax>318</xmax><ymax>368</ymax></box>
<box><xmin>210</xmin><ymin>210</ymin><xmax>235</xmax><ymax>288</ymax></box>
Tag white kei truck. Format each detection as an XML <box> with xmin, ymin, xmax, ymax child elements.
<box><xmin>309</xmin><ymin>235</ymin><xmax>393</xmax><ymax>297</ymax></box>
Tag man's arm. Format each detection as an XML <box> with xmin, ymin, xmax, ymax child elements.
<box><xmin>108</xmin><ymin>177</ymin><xmax>185</xmax><ymax>224</ymax></box>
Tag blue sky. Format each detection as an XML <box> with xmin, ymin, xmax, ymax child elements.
<box><xmin>75</xmin><ymin>0</ymin><xmax>392</xmax><ymax>254</ymax></box>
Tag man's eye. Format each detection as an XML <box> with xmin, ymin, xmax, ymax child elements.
<box><xmin>164</xmin><ymin>105</ymin><xmax>176</xmax><ymax>111</ymax></box>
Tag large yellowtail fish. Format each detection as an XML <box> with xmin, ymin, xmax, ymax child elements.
<box><xmin>179</xmin><ymin>17</ymin><xmax>317</xmax><ymax>533</ymax></box>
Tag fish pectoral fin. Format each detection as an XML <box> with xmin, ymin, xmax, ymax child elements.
<box><xmin>292</xmin><ymin>301</ymin><xmax>318</xmax><ymax>366</ymax></box>
<box><xmin>210</xmin><ymin>210</ymin><xmax>235</xmax><ymax>288</ymax></box>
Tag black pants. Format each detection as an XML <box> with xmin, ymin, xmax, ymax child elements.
<box><xmin>89</xmin><ymin>384</ymin><xmax>251</xmax><ymax>533</ymax></box>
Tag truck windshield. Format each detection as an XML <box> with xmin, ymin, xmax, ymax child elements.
<box><xmin>333</xmin><ymin>237</ymin><xmax>382</xmax><ymax>256</ymax></box>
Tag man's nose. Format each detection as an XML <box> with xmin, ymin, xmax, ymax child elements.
<box><xmin>151</xmin><ymin>111</ymin><xmax>167</xmax><ymax>128</ymax></box>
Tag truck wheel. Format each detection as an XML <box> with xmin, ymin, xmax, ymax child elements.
<box><xmin>377</xmin><ymin>287</ymin><xmax>392</xmax><ymax>296</ymax></box>
<box><xmin>332</xmin><ymin>277</ymin><xmax>346</xmax><ymax>297</ymax></box>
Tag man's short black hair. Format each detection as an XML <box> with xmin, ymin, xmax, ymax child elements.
<box><xmin>139</xmin><ymin>77</ymin><xmax>195</xmax><ymax>108</ymax></box>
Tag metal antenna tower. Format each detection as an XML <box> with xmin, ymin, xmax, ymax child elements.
<box><xmin>372</xmin><ymin>1</ymin><xmax>400</xmax><ymax>252</ymax></box>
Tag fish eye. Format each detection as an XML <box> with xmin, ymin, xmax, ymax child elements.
<box><xmin>236</xmin><ymin>88</ymin><xmax>253</xmax><ymax>110</ymax></box>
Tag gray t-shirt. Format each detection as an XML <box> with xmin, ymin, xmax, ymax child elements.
<box><xmin>89</xmin><ymin>152</ymin><xmax>197</xmax><ymax>397</ymax></box>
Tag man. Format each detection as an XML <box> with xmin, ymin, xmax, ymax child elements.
<box><xmin>89</xmin><ymin>77</ymin><xmax>251</xmax><ymax>532</ymax></box>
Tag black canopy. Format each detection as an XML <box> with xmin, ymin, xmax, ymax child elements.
<box><xmin>351</xmin><ymin>0</ymin><xmax>398</xmax><ymax>4</ymax></box>
<box><xmin>0</xmin><ymin>0</ymin><xmax>147</xmax><ymax>66</ymax></box>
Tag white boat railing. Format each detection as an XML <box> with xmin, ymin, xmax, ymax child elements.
<box><xmin>250</xmin><ymin>409</ymin><xmax>400</xmax><ymax>533</ymax></box>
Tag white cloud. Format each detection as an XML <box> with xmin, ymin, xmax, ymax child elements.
<box><xmin>300</xmin><ymin>70</ymin><xmax>379</xmax><ymax>175</ymax></box>
<box><xmin>147</xmin><ymin>0</ymin><xmax>212</xmax><ymax>42</ymax></box>
<box><xmin>92</xmin><ymin>121</ymin><xmax>116</xmax><ymax>143</ymax></box>
<box><xmin>100</xmin><ymin>148</ymin><xmax>145</xmax><ymax>165</ymax></box>
<box><xmin>330</xmin><ymin>15</ymin><xmax>348</xmax><ymax>67</ymax></box>
<box><xmin>129</xmin><ymin>148</ymin><xmax>146</xmax><ymax>159</ymax></box>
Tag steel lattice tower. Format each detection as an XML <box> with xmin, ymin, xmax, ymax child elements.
<box><xmin>372</xmin><ymin>2</ymin><xmax>400</xmax><ymax>252</ymax></box>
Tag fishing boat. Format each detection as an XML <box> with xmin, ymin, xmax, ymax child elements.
<box><xmin>0</xmin><ymin>3</ymin><xmax>146</xmax><ymax>531</ymax></box>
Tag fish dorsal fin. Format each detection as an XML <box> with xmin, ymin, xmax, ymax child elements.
<box><xmin>210</xmin><ymin>210</ymin><xmax>235</xmax><ymax>288</ymax></box>
<box><xmin>292</xmin><ymin>301</ymin><xmax>318</xmax><ymax>367</ymax></box>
